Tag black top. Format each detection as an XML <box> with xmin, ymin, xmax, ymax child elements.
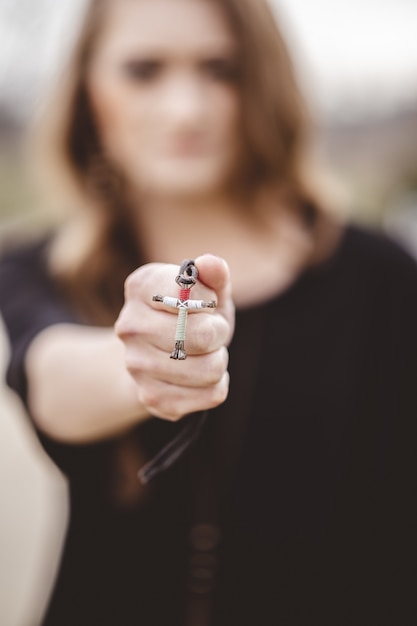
<box><xmin>0</xmin><ymin>225</ymin><xmax>416</xmax><ymax>625</ymax></box>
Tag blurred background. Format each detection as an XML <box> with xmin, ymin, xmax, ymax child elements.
<box><xmin>1</xmin><ymin>1</ymin><xmax>417</xmax><ymax>624</ymax></box>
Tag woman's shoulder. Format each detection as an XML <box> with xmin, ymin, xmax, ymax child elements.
<box><xmin>0</xmin><ymin>232</ymin><xmax>51</xmax><ymax>264</ymax></box>
<box><xmin>0</xmin><ymin>232</ymin><xmax>64</xmax><ymax>317</ymax></box>
<box><xmin>327</xmin><ymin>223</ymin><xmax>417</xmax><ymax>323</ymax></box>
<box><xmin>0</xmin><ymin>233</ymin><xmax>53</xmax><ymax>284</ymax></box>
<box><xmin>344</xmin><ymin>223</ymin><xmax>417</xmax><ymax>265</ymax></box>
<box><xmin>333</xmin><ymin>222</ymin><xmax>417</xmax><ymax>285</ymax></box>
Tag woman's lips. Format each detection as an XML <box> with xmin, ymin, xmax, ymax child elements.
<box><xmin>164</xmin><ymin>137</ymin><xmax>208</xmax><ymax>157</ymax></box>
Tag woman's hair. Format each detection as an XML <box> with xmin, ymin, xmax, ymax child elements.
<box><xmin>36</xmin><ymin>0</ymin><xmax>326</xmax><ymax>325</ymax></box>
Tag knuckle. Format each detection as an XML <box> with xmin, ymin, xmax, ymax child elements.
<box><xmin>220</xmin><ymin>346</ymin><xmax>230</xmax><ymax>370</ymax></box>
<box><xmin>164</xmin><ymin>405</ymin><xmax>184</xmax><ymax>422</ymax></box>
<box><xmin>216</xmin><ymin>380</ymin><xmax>229</xmax><ymax>405</ymax></box>
<box><xmin>220</xmin><ymin>316</ymin><xmax>234</xmax><ymax>346</ymax></box>
<box><xmin>204</xmin><ymin>348</ymin><xmax>229</xmax><ymax>384</ymax></box>
<box><xmin>114</xmin><ymin>308</ymin><xmax>128</xmax><ymax>338</ymax></box>
<box><xmin>124</xmin><ymin>264</ymin><xmax>156</xmax><ymax>300</ymax></box>
<box><xmin>114</xmin><ymin>306</ymin><xmax>140</xmax><ymax>340</ymax></box>
<box><xmin>115</xmin><ymin>309</ymin><xmax>153</xmax><ymax>342</ymax></box>
<box><xmin>145</xmin><ymin>398</ymin><xmax>184</xmax><ymax>422</ymax></box>
<box><xmin>191</xmin><ymin>318</ymin><xmax>217</xmax><ymax>353</ymax></box>
<box><xmin>124</xmin><ymin>271</ymin><xmax>140</xmax><ymax>299</ymax></box>
<box><xmin>207</xmin><ymin>372</ymin><xmax>230</xmax><ymax>408</ymax></box>
<box><xmin>138</xmin><ymin>386</ymin><xmax>160</xmax><ymax>412</ymax></box>
<box><xmin>124</xmin><ymin>351</ymin><xmax>145</xmax><ymax>375</ymax></box>
<box><xmin>138</xmin><ymin>383</ymin><xmax>185</xmax><ymax>422</ymax></box>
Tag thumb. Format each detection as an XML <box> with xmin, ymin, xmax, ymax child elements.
<box><xmin>194</xmin><ymin>253</ymin><xmax>232</xmax><ymax>310</ymax></box>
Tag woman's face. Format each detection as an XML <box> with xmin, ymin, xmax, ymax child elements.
<box><xmin>87</xmin><ymin>0</ymin><xmax>242</xmax><ymax>199</ymax></box>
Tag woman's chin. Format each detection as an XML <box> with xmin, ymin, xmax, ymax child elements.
<box><xmin>130</xmin><ymin>160</ymin><xmax>232</xmax><ymax>201</ymax></box>
<box><xmin>140</xmin><ymin>177</ymin><xmax>226</xmax><ymax>201</ymax></box>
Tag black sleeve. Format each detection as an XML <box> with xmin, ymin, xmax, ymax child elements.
<box><xmin>0</xmin><ymin>238</ymin><xmax>79</xmax><ymax>406</ymax></box>
<box><xmin>0</xmin><ymin>238</ymin><xmax>120</xmax><ymax>477</ymax></box>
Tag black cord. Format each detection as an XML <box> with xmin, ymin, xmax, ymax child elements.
<box><xmin>138</xmin><ymin>411</ymin><xmax>209</xmax><ymax>484</ymax></box>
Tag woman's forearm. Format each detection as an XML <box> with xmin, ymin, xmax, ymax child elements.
<box><xmin>25</xmin><ymin>324</ymin><xmax>149</xmax><ymax>443</ymax></box>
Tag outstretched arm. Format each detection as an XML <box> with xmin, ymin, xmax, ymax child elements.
<box><xmin>25</xmin><ymin>324</ymin><xmax>148</xmax><ymax>443</ymax></box>
<box><xmin>23</xmin><ymin>254</ymin><xmax>234</xmax><ymax>443</ymax></box>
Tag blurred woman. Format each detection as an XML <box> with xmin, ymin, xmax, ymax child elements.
<box><xmin>0</xmin><ymin>0</ymin><xmax>416</xmax><ymax>624</ymax></box>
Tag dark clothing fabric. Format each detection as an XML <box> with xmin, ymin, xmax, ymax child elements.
<box><xmin>0</xmin><ymin>225</ymin><xmax>416</xmax><ymax>625</ymax></box>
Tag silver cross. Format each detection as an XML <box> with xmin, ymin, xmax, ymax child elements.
<box><xmin>152</xmin><ymin>259</ymin><xmax>216</xmax><ymax>359</ymax></box>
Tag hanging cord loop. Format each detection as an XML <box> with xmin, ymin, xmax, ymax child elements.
<box><xmin>138</xmin><ymin>411</ymin><xmax>209</xmax><ymax>484</ymax></box>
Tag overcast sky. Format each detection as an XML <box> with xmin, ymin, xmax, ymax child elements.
<box><xmin>273</xmin><ymin>0</ymin><xmax>417</xmax><ymax>116</ymax></box>
<box><xmin>0</xmin><ymin>0</ymin><xmax>417</xmax><ymax>121</ymax></box>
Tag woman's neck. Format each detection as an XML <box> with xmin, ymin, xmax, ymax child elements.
<box><xmin>130</xmin><ymin>190</ymin><xmax>318</xmax><ymax>308</ymax></box>
<box><xmin>133</xmin><ymin>192</ymin><xmax>249</xmax><ymax>262</ymax></box>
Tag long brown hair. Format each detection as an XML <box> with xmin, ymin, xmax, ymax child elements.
<box><xmin>35</xmin><ymin>0</ymin><xmax>326</xmax><ymax>325</ymax></box>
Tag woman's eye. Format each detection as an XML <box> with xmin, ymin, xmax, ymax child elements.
<box><xmin>122</xmin><ymin>59</ymin><xmax>162</xmax><ymax>82</ymax></box>
<box><xmin>201</xmin><ymin>58</ymin><xmax>239</xmax><ymax>83</ymax></box>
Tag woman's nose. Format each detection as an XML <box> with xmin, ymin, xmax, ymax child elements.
<box><xmin>159</xmin><ymin>73</ymin><xmax>206</xmax><ymax>127</ymax></box>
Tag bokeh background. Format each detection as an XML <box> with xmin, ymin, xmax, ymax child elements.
<box><xmin>1</xmin><ymin>1</ymin><xmax>417</xmax><ymax>624</ymax></box>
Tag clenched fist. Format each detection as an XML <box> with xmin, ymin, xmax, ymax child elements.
<box><xmin>115</xmin><ymin>254</ymin><xmax>235</xmax><ymax>421</ymax></box>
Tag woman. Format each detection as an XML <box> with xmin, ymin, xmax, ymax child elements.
<box><xmin>1</xmin><ymin>0</ymin><xmax>416</xmax><ymax>624</ymax></box>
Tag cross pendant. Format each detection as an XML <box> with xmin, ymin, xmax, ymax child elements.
<box><xmin>152</xmin><ymin>259</ymin><xmax>216</xmax><ymax>359</ymax></box>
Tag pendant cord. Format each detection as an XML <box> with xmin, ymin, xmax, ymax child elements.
<box><xmin>138</xmin><ymin>410</ymin><xmax>209</xmax><ymax>484</ymax></box>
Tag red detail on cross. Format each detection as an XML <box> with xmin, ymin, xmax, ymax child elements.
<box><xmin>179</xmin><ymin>288</ymin><xmax>190</xmax><ymax>301</ymax></box>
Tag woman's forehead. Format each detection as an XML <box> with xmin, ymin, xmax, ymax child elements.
<box><xmin>94</xmin><ymin>0</ymin><xmax>237</xmax><ymax>57</ymax></box>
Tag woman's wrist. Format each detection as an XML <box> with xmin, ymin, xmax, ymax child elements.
<box><xmin>25</xmin><ymin>324</ymin><xmax>150</xmax><ymax>443</ymax></box>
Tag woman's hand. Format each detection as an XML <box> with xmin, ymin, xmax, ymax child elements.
<box><xmin>115</xmin><ymin>254</ymin><xmax>235</xmax><ymax>421</ymax></box>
